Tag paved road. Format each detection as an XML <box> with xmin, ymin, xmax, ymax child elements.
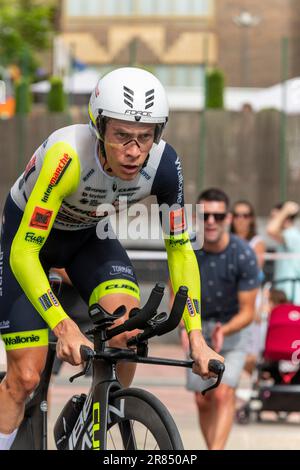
<box><xmin>47</xmin><ymin>343</ymin><xmax>300</xmax><ymax>450</ymax></box>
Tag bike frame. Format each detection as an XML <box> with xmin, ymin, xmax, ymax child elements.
<box><xmin>7</xmin><ymin>284</ymin><xmax>224</xmax><ymax>450</ymax></box>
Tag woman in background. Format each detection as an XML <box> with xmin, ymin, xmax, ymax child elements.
<box><xmin>231</xmin><ymin>200</ymin><xmax>266</xmax><ymax>374</ymax></box>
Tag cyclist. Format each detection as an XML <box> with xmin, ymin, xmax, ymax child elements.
<box><xmin>0</xmin><ymin>67</ymin><xmax>223</xmax><ymax>450</ymax></box>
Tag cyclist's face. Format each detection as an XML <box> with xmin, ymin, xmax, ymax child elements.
<box><xmin>200</xmin><ymin>200</ymin><xmax>230</xmax><ymax>245</ymax></box>
<box><xmin>103</xmin><ymin>119</ymin><xmax>156</xmax><ymax>180</ymax></box>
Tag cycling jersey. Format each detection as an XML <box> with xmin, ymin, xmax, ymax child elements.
<box><xmin>7</xmin><ymin>124</ymin><xmax>201</xmax><ymax>332</ymax></box>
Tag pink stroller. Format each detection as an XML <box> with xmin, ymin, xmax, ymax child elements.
<box><xmin>237</xmin><ymin>280</ymin><xmax>300</xmax><ymax>424</ymax></box>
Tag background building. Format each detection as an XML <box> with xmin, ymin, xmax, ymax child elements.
<box><xmin>57</xmin><ymin>0</ymin><xmax>300</xmax><ymax>88</ymax></box>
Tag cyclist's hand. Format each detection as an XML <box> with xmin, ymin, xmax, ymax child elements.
<box><xmin>211</xmin><ymin>322</ymin><xmax>224</xmax><ymax>353</ymax></box>
<box><xmin>53</xmin><ymin>318</ymin><xmax>94</xmax><ymax>366</ymax></box>
<box><xmin>189</xmin><ymin>329</ymin><xmax>224</xmax><ymax>379</ymax></box>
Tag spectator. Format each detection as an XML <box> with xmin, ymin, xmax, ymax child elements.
<box><xmin>231</xmin><ymin>200</ymin><xmax>266</xmax><ymax>374</ymax></box>
<box><xmin>181</xmin><ymin>188</ymin><xmax>259</xmax><ymax>450</ymax></box>
<box><xmin>267</xmin><ymin>201</ymin><xmax>300</xmax><ymax>304</ymax></box>
<box><xmin>231</xmin><ymin>200</ymin><xmax>265</xmax><ymax>269</ymax></box>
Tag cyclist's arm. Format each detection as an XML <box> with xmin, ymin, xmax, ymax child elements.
<box><xmin>164</xmin><ymin>229</ymin><xmax>201</xmax><ymax>333</ymax></box>
<box><xmin>10</xmin><ymin>142</ymin><xmax>81</xmax><ymax>330</ymax></box>
<box><xmin>151</xmin><ymin>145</ymin><xmax>201</xmax><ymax>333</ymax></box>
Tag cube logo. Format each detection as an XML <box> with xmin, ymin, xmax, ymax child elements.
<box><xmin>29</xmin><ymin>207</ymin><xmax>53</xmax><ymax>230</ymax></box>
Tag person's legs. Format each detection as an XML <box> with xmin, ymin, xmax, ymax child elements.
<box><xmin>66</xmin><ymin>229</ymin><xmax>141</xmax><ymax>387</ymax></box>
<box><xmin>194</xmin><ymin>391</ymin><xmax>214</xmax><ymax>449</ymax></box>
<box><xmin>208</xmin><ymin>383</ymin><xmax>236</xmax><ymax>450</ymax></box>
<box><xmin>186</xmin><ymin>347</ymin><xmax>246</xmax><ymax>450</ymax></box>
<box><xmin>0</xmin><ymin>346</ymin><xmax>48</xmax><ymax>449</ymax></box>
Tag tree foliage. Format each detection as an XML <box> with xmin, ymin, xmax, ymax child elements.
<box><xmin>205</xmin><ymin>69</ymin><xmax>225</xmax><ymax>109</ymax></box>
<box><xmin>0</xmin><ymin>0</ymin><xmax>55</xmax><ymax>76</ymax></box>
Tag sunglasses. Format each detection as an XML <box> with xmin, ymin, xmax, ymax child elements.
<box><xmin>233</xmin><ymin>213</ymin><xmax>252</xmax><ymax>219</ymax></box>
<box><xmin>203</xmin><ymin>212</ymin><xmax>227</xmax><ymax>222</ymax></box>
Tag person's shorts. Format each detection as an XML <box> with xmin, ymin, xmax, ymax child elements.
<box><xmin>186</xmin><ymin>319</ymin><xmax>248</xmax><ymax>390</ymax></box>
<box><xmin>0</xmin><ymin>194</ymin><xmax>139</xmax><ymax>343</ymax></box>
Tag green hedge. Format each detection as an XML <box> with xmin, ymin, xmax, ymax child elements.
<box><xmin>15</xmin><ymin>78</ymin><xmax>32</xmax><ymax>114</ymax></box>
<box><xmin>205</xmin><ymin>69</ymin><xmax>225</xmax><ymax>109</ymax></box>
<box><xmin>47</xmin><ymin>76</ymin><xmax>66</xmax><ymax>112</ymax></box>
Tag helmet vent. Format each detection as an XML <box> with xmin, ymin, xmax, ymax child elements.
<box><xmin>123</xmin><ymin>86</ymin><xmax>134</xmax><ymax>108</ymax></box>
<box><xmin>145</xmin><ymin>89</ymin><xmax>154</xmax><ymax>109</ymax></box>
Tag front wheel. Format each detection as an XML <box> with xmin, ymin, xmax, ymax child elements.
<box><xmin>107</xmin><ymin>387</ymin><xmax>184</xmax><ymax>450</ymax></box>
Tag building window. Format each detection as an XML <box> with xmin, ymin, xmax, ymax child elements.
<box><xmin>66</xmin><ymin>0</ymin><xmax>213</xmax><ymax>17</ymax></box>
<box><xmin>92</xmin><ymin>65</ymin><xmax>204</xmax><ymax>87</ymax></box>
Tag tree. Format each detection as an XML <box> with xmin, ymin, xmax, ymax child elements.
<box><xmin>47</xmin><ymin>76</ymin><xmax>66</xmax><ymax>112</ymax></box>
<box><xmin>205</xmin><ymin>69</ymin><xmax>225</xmax><ymax>109</ymax></box>
<box><xmin>0</xmin><ymin>0</ymin><xmax>56</xmax><ymax>77</ymax></box>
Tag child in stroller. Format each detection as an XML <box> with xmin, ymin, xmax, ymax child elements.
<box><xmin>236</xmin><ymin>279</ymin><xmax>300</xmax><ymax>424</ymax></box>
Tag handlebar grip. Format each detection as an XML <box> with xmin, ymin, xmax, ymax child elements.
<box><xmin>123</xmin><ymin>283</ymin><xmax>165</xmax><ymax>331</ymax></box>
<box><xmin>80</xmin><ymin>345</ymin><xmax>94</xmax><ymax>362</ymax></box>
<box><xmin>208</xmin><ymin>359</ymin><xmax>225</xmax><ymax>375</ymax></box>
<box><xmin>155</xmin><ymin>285</ymin><xmax>188</xmax><ymax>336</ymax></box>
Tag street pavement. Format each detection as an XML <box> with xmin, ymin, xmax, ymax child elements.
<box><xmin>47</xmin><ymin>342</ymin><xmax>300</xmax><ymax>451</ymax></box>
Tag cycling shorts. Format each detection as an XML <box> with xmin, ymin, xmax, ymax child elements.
<box><xmin>0</xmin><ymin>194</ymin><xmax>139</xmax><ymax>348</ymax></box>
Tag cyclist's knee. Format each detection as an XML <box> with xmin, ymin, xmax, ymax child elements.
<box><xmin>195</xmin><ymin>391</ymin><xmax>211</xmax><ymax>411</ymax></box>
<box><xmin>4</xmin><ymin>368</ymin><xmax>41</xmax><ymax>402</ymax></box>
<box><xmin>99</xmin><ymin>293</ymin><xmax>140</xmax><ymax>348</ymax></box>
<box><xmin>213</xmin><ymin>384</ymin><xmax>235</xmax><ymax>406</ymax></box>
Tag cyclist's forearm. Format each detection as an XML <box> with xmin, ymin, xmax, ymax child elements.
<box><xmin>10</xmin><ymin>246</ymin><xmax>69</xmax><ymax>329</ymax></box>
<box><xmin>165</xmin><ymin>231</ymin><xmax>201</xmax><ymax>332</ymax></box>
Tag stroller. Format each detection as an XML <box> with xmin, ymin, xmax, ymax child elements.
<box><xmin>236</xmin><ymin>278</ymin><xmax>300</xmax><ymax>424</ymax></box>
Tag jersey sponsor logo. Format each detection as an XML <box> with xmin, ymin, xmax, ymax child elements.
<box><xmin>29</xmin><ymin>207</ymin><xmax>53</xmax><ymax>230</ymax></box>
<box><xmin>83</xmin><ymin>169</ymin><xmax>95</xmax><ymax>182</ymax></box>
<box><xmin>170</xmin><ymin>208</ymin><xmax>186</xmax><ymax>233</ymax></box>
<box><xmin>169</xmin><ymin>237</ymin><xmax>189</xmax><ymax>248</ymax></box>
<box><xmin>38</xmin><ymin>293</ymin><xmax>53</xmax><ymax>311</ymax></box>
<box><xmin>0</xmin><ymin>320</ymin><xmax>10</xmax><ymax>330</ymax></box>
<box><xmin>3</xmin><ymin>334</ymin><xmax>40</xmax><ymax>346</ymax></box>
<box><xmin>25</xmin><ymin>231</ymin><xmax>45</xmax><ymax>245</ymax></box>
<box><xmin>47</xmin><ymin>289</ymin><xmax>60</xmax><ymax>307</ymax></box>
<box><xmin>41</xmin><ymin>154</ymin><xmax>72</xmax><ymax>203</ymax></box>
<box><xmin>109</xmin><ymin>265</ymin><xmax>134</xmax><ymax>278</ymax></box>
<box><xmin>105</xmin><ymin>283</ymin><xmax>138</xmax><ymax>294</ymax></box>
<box><xmin>139</xmin><ymin>168</ymin><xmax>151</xmax><ymax>180</ymax></box>
<box><xmin>175</xmin><ymin>156</ymin><xmax>183</xmax><ymax>204</ymax></box>
<box><xmin>187</xmin><ymin>297</ymin><xmax>196</xmax><ymax>317</ymax></box>
<box><xmin>193</xmin><ymin>299</ymin><xmax>200</xmax><ymax>314</ymax></box>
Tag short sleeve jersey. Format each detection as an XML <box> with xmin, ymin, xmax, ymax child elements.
<box><xmin>195</xmin><ymin>234</ymin><xmax>260</xmax><ymax>323</ymax></box>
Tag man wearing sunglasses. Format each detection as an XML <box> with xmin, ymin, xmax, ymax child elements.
<box><xmin>182</xmin><ymin>188</ymin><xmax>259</xmax><ymax>450</ymax></box>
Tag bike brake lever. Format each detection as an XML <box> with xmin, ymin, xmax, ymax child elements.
<box><xmin>69</xmin><ymin>346</ymin><xmax>95</xmax><ymax>383</ymax></box>
<box><xmin>201</xmin><ymin>360</ymin><xmax>225</xmax><ymax>396</ymax></box>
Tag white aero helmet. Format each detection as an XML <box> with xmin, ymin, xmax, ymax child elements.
<box><xmin>89</xmin><ymin>67</ymin><xmax>169</xmax><ymax>144</ymax></box>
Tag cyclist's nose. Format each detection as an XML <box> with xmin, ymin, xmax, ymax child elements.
<box><xmin>124</xmin><ymin>140</ymin><xmax>141</xmax><ymax>157</ymax></box>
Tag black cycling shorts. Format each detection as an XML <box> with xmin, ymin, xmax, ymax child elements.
<box><xmin>0</xmin><ymin>194</ymin><xmax>139</xmax><ymax>337</ymax></box>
